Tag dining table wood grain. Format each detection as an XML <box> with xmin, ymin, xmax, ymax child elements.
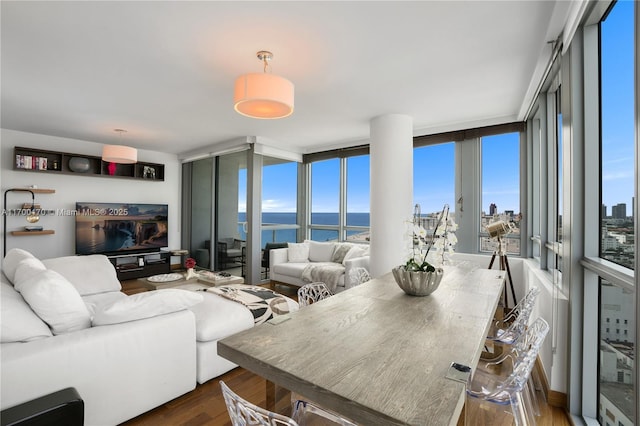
<box><xmin>218</xmin><ymin>266</ymin><xmax>506</xmax><ymax>425</ymax></box>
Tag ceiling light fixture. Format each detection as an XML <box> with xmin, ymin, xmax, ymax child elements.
<box><xmin>102</xmin><ymin>129</ymin><xmax>137</xmax><ymax>164</ymax></box>
<box><xmin>234</xmin><ymin>51</ymin><xmax>294</xmax><ymax>119</ymax></box>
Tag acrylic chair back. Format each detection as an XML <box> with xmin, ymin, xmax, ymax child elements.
<box><xmin>297</xmin><ymin>282</ymin><xmax>333</xmax><ymax>307</ymax></box>
<box><xmin>488</xmin><ymin>286</ymin><xmax>540</xmax><ymax>344</ymax></box>
<box><xmin>466</xmin><ymin>317</ymin><xmax>550</xmax><ymax>426</ymax></box>
<box><xmin>220</xmin><ymin>380</ymin><xmax>298</xmax><ymax>426</ymax></box>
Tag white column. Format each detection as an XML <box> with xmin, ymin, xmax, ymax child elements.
<box><xmin>369</xmin><ymin>114</ymin><xmax>413</xmax><ymax>278</ymax></box>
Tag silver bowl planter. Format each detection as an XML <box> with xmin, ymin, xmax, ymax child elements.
<box><xmin>392</xmin><ymin>266</ymin><xmax>444</xmax><ymax>296</ymax></box>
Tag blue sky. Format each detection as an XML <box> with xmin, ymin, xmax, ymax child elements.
<box><xmin>601</xmin><ymin>0</ymin><xmax>635</xmax><ymax>213</ymax></box>
<box><xmin>249</xmin><ymin>0</ymin><xmax>634</xmax><ymax>217</ymax></box>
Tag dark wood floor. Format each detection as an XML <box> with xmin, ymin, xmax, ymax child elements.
<box><xmin>120</xmin><ymin>282</ymin><xmax>571</xmax><ymax>426</ymax></box>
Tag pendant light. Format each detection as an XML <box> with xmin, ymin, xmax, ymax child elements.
<box><xmin>234</xmin><ymin>51</ymin><xmax>294</xmax><ymax>119</ymax></box>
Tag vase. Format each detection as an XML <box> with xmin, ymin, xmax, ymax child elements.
<box><xmin>391</xmin><ymin>266</ymin><xmax>444</xmax><ymax>296</ymax></box>
<box><xmin>185</xmin><ymin>268</ymin><xmax>197</xmax><ymax>280</ymax></box>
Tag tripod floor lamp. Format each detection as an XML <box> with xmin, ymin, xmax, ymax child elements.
<box><xmin>486</xmin><ymin>220</ymin><xmax>517</xmax><ymax>309</ymax></box>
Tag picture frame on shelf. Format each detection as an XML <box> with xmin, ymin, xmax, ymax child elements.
<box><xmin>143</xmin><ymin>165</ymin><xmax>156</xmax><ymax>179</ymax></box>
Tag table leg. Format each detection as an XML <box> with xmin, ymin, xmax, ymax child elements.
<box><xmin>265</xmin><ymin>379</ymin><xmax>292</xmax><ymax>415</ymax></box>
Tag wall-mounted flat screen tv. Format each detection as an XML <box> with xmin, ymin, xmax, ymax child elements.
<box><xmin>75</xmin><ymin>202</ymin><xmax>168</xmax><ymax>256</ymax></box>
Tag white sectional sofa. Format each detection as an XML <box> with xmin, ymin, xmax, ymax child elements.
<box><xmin>0</xmin><ymin>248</ymin><xmax>298</xmax><ymax>425</ymax></box>
<box><xmin>269</xmin><ymin>240</ymin><xmax>370</xmax><ymax>293</ymax></box>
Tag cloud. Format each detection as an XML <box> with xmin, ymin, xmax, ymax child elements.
<box><xmin>603</xmin><ymin>170</ymin><xmax>634</xmax><ymax>181</ymax></box>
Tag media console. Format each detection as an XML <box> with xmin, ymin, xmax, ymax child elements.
<box><xmin>108</xmin><ymin>251</ymin><xmax>170</xmax><ymax>281</ymax></box>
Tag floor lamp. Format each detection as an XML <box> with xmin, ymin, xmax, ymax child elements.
<box><xmin>3</xmin><ymin>189</ymin><xmax>40</xmax><ymax>258</ymax></box>
<box><xmin>486</xmin><ymin>220</ymin><xmax>517</xmax><ymax>309</ymax></box>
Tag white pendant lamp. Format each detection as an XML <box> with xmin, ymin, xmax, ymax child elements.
<box><xmin>234</xmin><ymin>51</ymin><xmax>294</xmax><ymax>119</ymax></box>
<box><xmin>102</xmin><ymin>129</ymin><xmax>137</xmax><ymax>164</ymax></box>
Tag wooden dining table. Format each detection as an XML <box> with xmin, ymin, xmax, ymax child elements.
<box><xmin>218</xmin><ymin>266</ymin><xmax>506</xmax><ymax>425</ymax></box>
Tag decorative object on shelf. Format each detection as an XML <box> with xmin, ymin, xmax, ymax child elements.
<box><xmin>24</xmin><ymin>226</ymin><xmax>43</xmax><ymax>231</ymax></box>
<box><xmin>3</xmin><ymin>188</ymin><xmax>41</xmax><ymax>257</ymax></box>
<box><xmin>102</xmin><ymin>129</ymin><xmax>137</xmax><ymax>164</ymax></box>
<box><xmin>142</xmin><ymin>165</ymin><xmax>156</xmax><ymax>179</ymax></box>
<box><xmin>392</xmin><ymin>203</ymin><xmax>457</xmax><ymax>296</ymax></box>
<box><xmin>234</xmin><ymin>50</ymin><xmax>294</xmax><ymax>119</ymax></box>
<box><xmin>68</xmin><ymin>157</ymin><xmax>91</xmax><ymax>173</ymax></box>
<box><xmin>184</xmin><ymin>257</ymin><xmax>197</xmax><ymax>280</ymax></box>
<box><xmin>107</xmin><ymin>162</ymin><xmax>117</xmax><ymax>175</ymax></box>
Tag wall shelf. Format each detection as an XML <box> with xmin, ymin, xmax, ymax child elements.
<box><xmin>11</xmin><ymin>230</ymin><xmax>55</xmax><ymax>236</ymax></box>
<box><xmin>13</xmin><ymin>146</ymin><xmax>165</xmax><ymax>181</ymax></box>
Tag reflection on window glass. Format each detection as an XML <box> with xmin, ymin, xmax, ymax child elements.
<box><xmin>556</xmin><ymin>91</ymin><xmax>563</xmax><ymax>244</ymax></box>
<box><xmin>311</xmin><ymin>159</ymin><xmax>339</xmax><ymax>225</ymax></box>
<box><xmin>480</xmin><ymin>133</ymin><xmax>521</xmax><ymax>254</ymax></box>
<box><xmin>599</xmin><ymin>279</ymin><xmax>635</xmax><ymax>425</ymax></box>
<box><xmin>600</xmin><ymin>0</ymin><xmax>635</xmax><ymax>270</ymax></box>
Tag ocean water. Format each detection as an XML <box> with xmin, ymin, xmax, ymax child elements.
<box><xmin>237</xmin><ymin>212</ymin><xmax>369</xmax><ymax>245</ymax></box>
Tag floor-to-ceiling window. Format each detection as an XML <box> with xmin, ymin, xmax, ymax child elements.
<box><xmin>598</xmin><ymin>2</ymin><xmax>636</xmax><ymax>425</ymax></box>
<box><xmin>307</xmin><ymin>151</ymin><xmax>370</xmax><ymax>243</ymax></box>
<box><xmin>480</xmin><ymin>132</ymin><xmax>521</xmax><ymax>255</ymax></box>
<box><xmin>261</xmin><ymin>158</ymin><xmax>298</xmax><ymax>245</ymax></box>
<box><xmin>413</xmin><ymin>142</ymin><xmax>455</xmax><ymax>215</ymax></box>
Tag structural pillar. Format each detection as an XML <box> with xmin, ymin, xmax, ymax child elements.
<box><xmin>369</xmin><ymin>114</ymin><xmax>413</xmax><ymax>278</ymax></box>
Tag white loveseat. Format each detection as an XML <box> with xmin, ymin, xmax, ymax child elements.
<box><xmin>269</xmin><ymin>240</ymin><xmax>370</xmax><ymax>293</ymax></box>
<box><xmin>0</xmin><ymin>249</ymin><xmax>298</xmax><ymax>425</ymax></box>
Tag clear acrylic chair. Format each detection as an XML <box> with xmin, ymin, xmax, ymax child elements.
<box><xmin>466</xmin><ymin>317</ymin><xmax>549</xmax><ymax>426</ymax></box>
<box><xmin>220</xmin><ymin>380</ymin><xmax>356</xmax><ymax>426</ymax></box>
<box><xmin>297</xmin><ymin>282</ymin><xmax>333</xmax><ymax>307</ymax></box>
<box><xmin>486</xmin><ymin>286</ymin><xmax>540</xmax><ymax>345</ymax></box>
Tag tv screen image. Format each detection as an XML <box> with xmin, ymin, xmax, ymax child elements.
<box><xmin>75</xmin><ymin>202</ymin><xmax>168</xmax><ymax>256</ymax></box>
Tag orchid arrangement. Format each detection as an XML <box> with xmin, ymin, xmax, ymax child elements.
<box><xmin>404</xmin><ymin>203</ymin><xmax>458</xmax><ymax>272</ymax></box>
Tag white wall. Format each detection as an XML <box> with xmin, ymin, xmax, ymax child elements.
<box><xmin>1</xmin><ymin>129</ymin><xmax>181</xmax><ymax>261</ymax></box>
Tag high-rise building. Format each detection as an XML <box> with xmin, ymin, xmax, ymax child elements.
<box><xmin>601</xmin><ymin>204</ymin><xmax>607</xmax><ymax>218</ymax></box>
<box><xmin>612</xmin><ymin>203</ymin><xmax>627</xmax><ymax>219</ymax></box>
<box><xmin>489</xmin><ymin>203</ymin><xmax>497</xmax><ymax>216</ymax></box>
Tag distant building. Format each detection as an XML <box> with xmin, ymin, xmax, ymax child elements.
<box><xmin>612</xmin><ymin>203</ymin><xmax>627</xmax><ymax>219</ymax></box>
<box><xmin>489</xmin><ymin>203</ymin><xmax>497</xmax><ymax>216</ymax></box>
<box><xmin>505</xmin><ymin>210</ymin><xmax>514</xmax><ymax>220</ymax></box>
<box><xmin>602</xmin><ymin>204</ymin><xmax>607</xmax><ymax>218</ymax></box>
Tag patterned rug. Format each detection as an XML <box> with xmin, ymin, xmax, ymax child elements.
<box><xmin>200</xmin><ymin>285</ymin><xmax>292</xmax><ymax>325</ymax></box>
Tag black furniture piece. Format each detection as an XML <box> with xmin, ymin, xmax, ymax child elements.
<box><xmin>1</xmin><ymin>387</ymin><xmax>84</xmax><ymax>426</ymax></box>
<box><xmin>261</xmin><ymin>242</ymin><xmax>288</xmax><ymax>280</ymax></box>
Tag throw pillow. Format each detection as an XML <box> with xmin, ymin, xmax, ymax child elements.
<box><xmin>306</xmin><ymin>240</ymin><xmax>335</xmax><ymax>262</ymax></box>
<box><xmin>91</xmin><ymin>289</ymin><xmax>204</xmax><ymax>326</ymax></box>
<box><xmin>0</xmin><ymin>281</ymin><xmax>52</xmax><ymax>342</ymax></box>
<box><xmin>331</xmin><ymin>243</ymin><xmax>353</xmax><ymax>264</ymax></box>
<box><xmin>12</xmin><ymin>257</ymin><xmax>47</xmax><ymax>286</ymax></box>
<box><xmin>287</xmin><ymin>243</ymin><xmax>309</xmax><ymax>263</ymax></box>
<box><xmin>16</xmin><ymin>269</ymin><xmax>91</xmax><ymax>335</ymax></box>
<box><xmin>2</xmin><ymin>248</ymin><xmax>36</xmax><ymax>284</ymax></box>
<box><xmin>342</xmin><ymin>245</ymin><xmax>368</xmax><ymax>265</ymax></box>
<box><xmin>43</xmin><ymin>254</ymin><xmax>121</xmax><ymax>296</ymax></box>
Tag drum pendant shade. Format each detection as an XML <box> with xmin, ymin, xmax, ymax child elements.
<box><xmin>234</xmin><ymin>73</ymin><xmax>294</xmax><ymax>119</ymax></box>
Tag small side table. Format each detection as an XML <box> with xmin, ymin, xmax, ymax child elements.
<box><xmin>171</xmin><ymin>249</ymin><xmax>190</xmax><ymax>269</ymax></box>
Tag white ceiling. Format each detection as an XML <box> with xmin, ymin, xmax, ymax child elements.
<box><xmin>1</xmin><ymin>1</ymin><xmax>570</xmax><ymax>156</ymax></box>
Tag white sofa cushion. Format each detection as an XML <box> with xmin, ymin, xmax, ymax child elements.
<box><xmin>43</xmin><ymin>254</ymin><xmax>121</xmax><ymax>296</ymax></box>
<box><xmin>306</xmin><ymin>240</ymin><xmax>335</xmax><ymax>262</ymax></box>
<box><xmin>189</xmin><ymin>292</ymin><xmax>254</xmax><ymax>342</ymax></box>
<box><xmin>0</xmin><ymin>281</ymin><xmax>52</xmax><ymax>342</ymax></box>
<box><xmin>15</xmin><ymin>269</ymin><xmax>91</xmax><ymax>335</ymax></box>
<box><xmin>287</xmin><ymin>243</ymin><xmax>309</xmax><ymax>263</ymax></box>
<box><xmin>272</xmin><ymin>262</ymin><xmax>308</xmax><ymax>278</ymax></box>
<box><xmin>91</xmin><ymin>289</ymin><xmax>203</xmax><ymax>326</ymax></box>
<box><xmin>2</xmin><ymin>248</ymin><xmax>37</xmax><ymax>284</ymax></box>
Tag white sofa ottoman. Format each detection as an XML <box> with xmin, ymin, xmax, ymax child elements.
<box><xmin>181</xmin><ymin>283</ymin><xmax>299</xmax><ymax>384</ymax></box>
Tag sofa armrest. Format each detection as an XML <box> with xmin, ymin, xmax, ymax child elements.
<box><xmin>1</xmin><ymin>310</ymin><xmax>196</xmax><ymax>426</ymax></box>
<box><xmin>269</xmin><ymin>248</ymin><xmax>289</xmax><ymax>276</ymax></box>
<box><xmin>344</xmin><ymin>256</ymin><xmax>370</xmax><ymax>289</ymax></box>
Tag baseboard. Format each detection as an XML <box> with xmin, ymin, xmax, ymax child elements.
<box><xmin>535</xmin><ymin>357</ymin><xmax>568</xmax><ymax>408</ymax></box>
